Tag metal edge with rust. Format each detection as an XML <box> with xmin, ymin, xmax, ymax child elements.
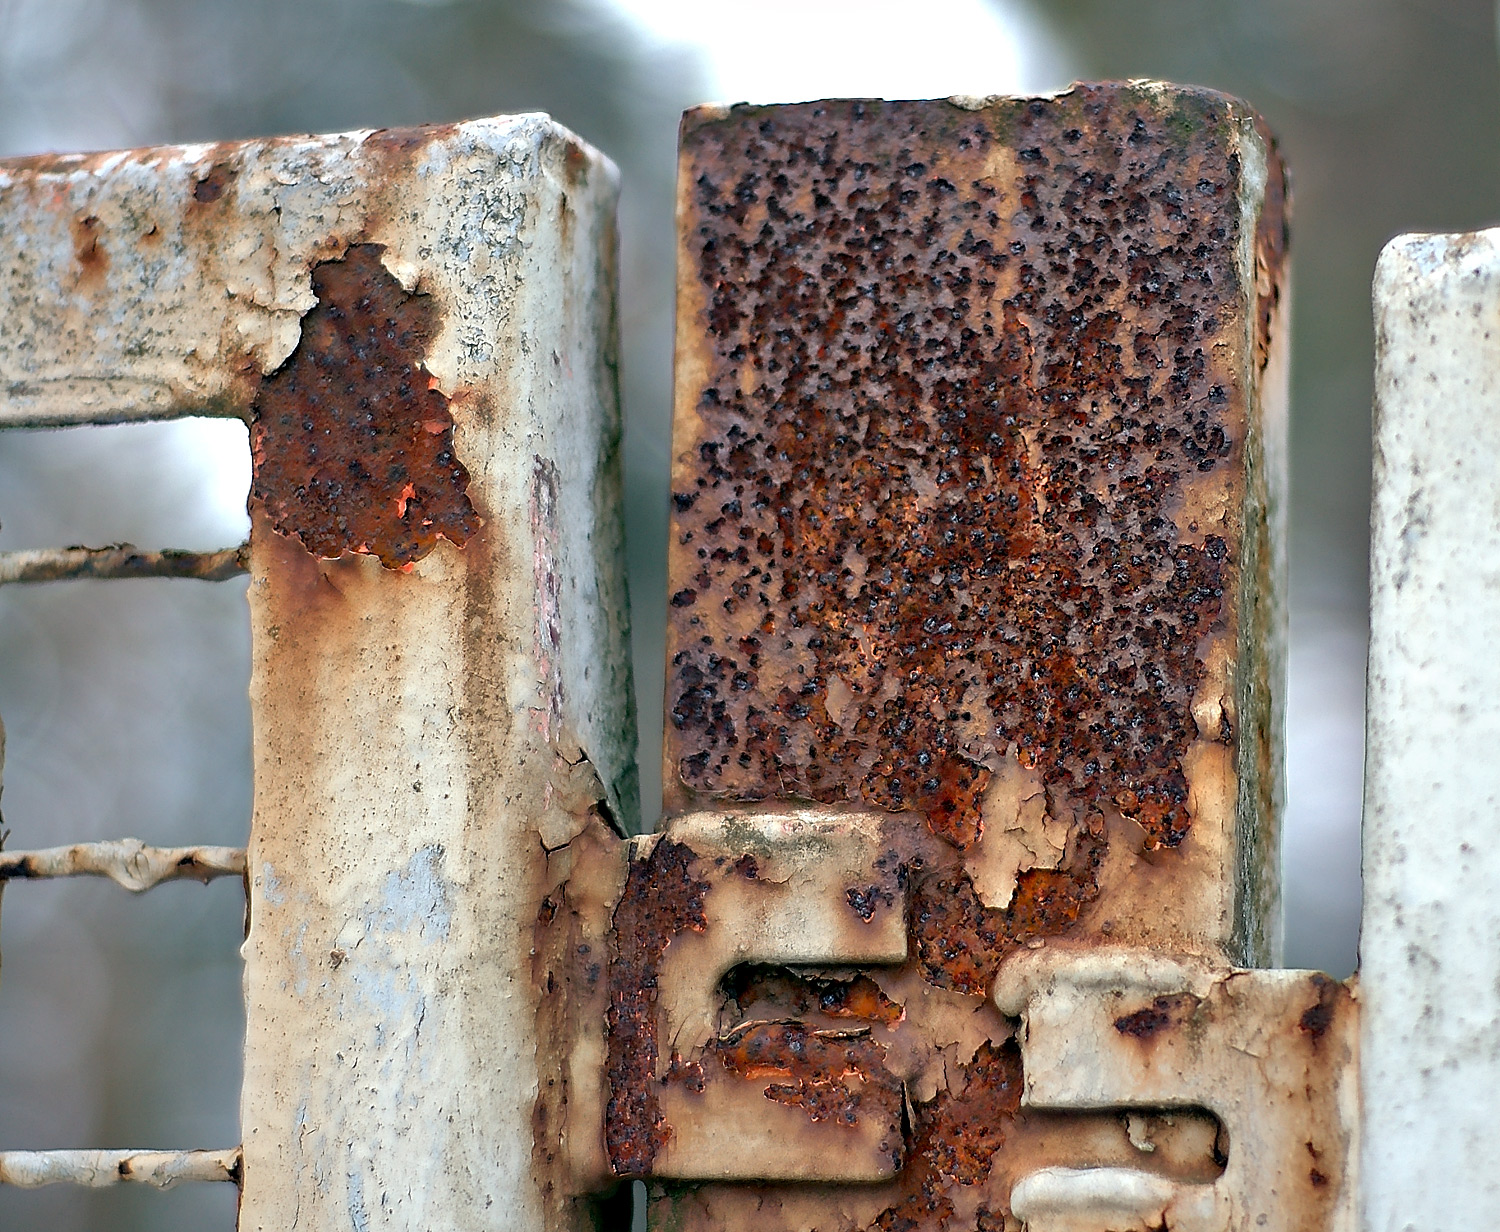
<box><xmin>617</xmin><ymin>81</ymin><xmax>1294</xmax><ymax>1230</ymax></box>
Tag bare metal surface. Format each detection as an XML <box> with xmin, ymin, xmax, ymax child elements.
<box><xmin>0</xmin><ymin>1148</ymin><xmax>241</xmax><ymax>1189</ymax></box>
<box><xmin>0</xmin><ymin>543</ymin><xmax>247</xmax><ymax>584</ymax></box>
<box><xmin>0</xmin><ymin>838</ymin><xmax>245</xmax><ymax>890</ymax></box>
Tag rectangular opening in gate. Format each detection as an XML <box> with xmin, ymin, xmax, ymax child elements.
<box><xmin>0</xmin><ymin>417</ymin><xmax>250</xmax><ymax>553</ymax></box>
<box><xmin>0</xmin><ymin>416</ymin><xmax>250</xmax><ymax>1230</ymax></box>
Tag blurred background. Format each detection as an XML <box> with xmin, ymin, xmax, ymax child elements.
<box><xmin>0</xmin><ymin>0</ymin><xmax>1494</xmax><ymax>1227</ymax></box>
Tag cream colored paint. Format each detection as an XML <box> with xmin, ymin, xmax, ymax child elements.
<box><xmin>0</xmin><ymin>117</ymin><xmax>634</xmax><ymax>1231</ymax></box>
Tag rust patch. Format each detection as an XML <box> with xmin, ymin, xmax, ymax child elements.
<box><xmin>870</xmin><ymin>1040</ymin><xmax>1024</xmax><ymax>1229</ymax></box>
<box><xmin>1298</xmin><ymin>973</ymin><xmax>1340</xmax><ymax>1041</ymax></box>
<box><xmin>604</xmin><ymin>839</ymin><xmax>710</xmax><ymax>1175</ymax></box>
<box><xmin>1114</xmin><ymin>991</ymin><xmax>1199</xmax><ymax>1039</ymax></box>
<box><xmin>716</xmin><ymin>1021</ymin><xmax>902</xmax><ymax>1141</ymax></box>
<box><xmin>72</xmin><ymin>214</ymin><xmax>106</xmax><ymax>283</ymax></box>
<box><xmin>911</xmin><ymin>830</ymin><xmax>1105</xmax><ymax>993</ymax></box>
<box><xmin>191</xmin><ymin>163</ymin><xmax>234</xmax><ymax>203</ymax></box>
<box><xmin>665</xmin><ymin>86</ymin><xmax>1277</xmax><ymax>853</ymax></box>
<box><xmin>250</xmin><ymin>243</ymin><xmax>479</xmax><ymax>568</ymax></box>
<box><xmin>708</xmin><ymin>967</ymin><xmax>906</xmax><ymax>1158</ymax></box>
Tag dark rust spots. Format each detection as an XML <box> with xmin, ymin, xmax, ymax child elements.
<box><xmin>1114</xmin><ymin>992</ymin><xmax>1199</xmax><ymax>1039</ymax></box>
<box><xmin>666</xmin><ymin>85</ymin><xmax>1272</xmax><ymax>861</ymax></box>
<box><xmin>250</xmin><ymin>244</ymin><xmax>479</xmax><ymax>568</ymax></box>
<box><xmin>716</xmin><ymin>1021</ymin><xmax>901</xmax><ymax>1133</ymax></box>
<box><xmin>605</xmin><ymin>839</ymin><xmax>709</xmax><ymax>1176</ymax></box>
<box><xmin>639</xmin><ymin>84</ymin><xmax>1287</xmax><ymax>1223</ymax></box>
<box><xmin>870</xmin><ymin>1041</ymin><xmax>1024</xmax><ymax>1229</ymax></box>
<box><xmin>1298</xmin><ymin>973</ymin><xmax>1340</xmax><ymax>1041</ymax></box>
<box><xmin>192</xmin><ymin>164</ymin><xmax>234</xmax><ymax>203</ymax></box>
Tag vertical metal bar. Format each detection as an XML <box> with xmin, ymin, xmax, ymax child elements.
<box><xmin>239</xmin><ymin>121</ymin><xmax>635</xmax><ymax>1232</ymax></box>
<box><xmin>1364</xmin><ymin>228</ymin><xmax>1500</xmax><ymax>1228</ymax></box>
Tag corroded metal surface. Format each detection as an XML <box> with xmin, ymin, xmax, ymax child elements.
<box><xmin>610</xmin><ymin>83</ymin><xmax>1298</xmax><ymax>1230</ymax></box>
<box><xmin>663</xmin><ymin>84</ymin><xmax>1286</xmax><ymax>924</ymax></box>
<box><xmin>250</xmin><ymin>244</ymin><xmax>479</xmax><ymax>568</ymax></box>
<box><xmin>995</xmin><ymin>949</ymin><xmax>1356</xmax><ymax>1230</ymax></box>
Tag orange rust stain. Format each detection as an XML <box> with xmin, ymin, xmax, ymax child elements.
<box><xmin>250</xmin><ymin>244</ymin><xmax>479</xmax><ymax>568</ymax></box>
<box><xmin>71</xmin><ymin>214</ymin><xmax>107</xmax><ymax>284</ymax></box>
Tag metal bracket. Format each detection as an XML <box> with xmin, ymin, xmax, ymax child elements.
<box><xmin>611</xmin><ymin>810</ymin><xmax>908</xmax><ymax>1182</ymax></box>
<box><xmin>994</xmin><ymin>950</ymin><xmax>1357</xmax><ymax>1231</ymax></box>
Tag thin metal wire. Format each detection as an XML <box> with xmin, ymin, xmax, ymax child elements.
<box><xmin>0</xmin><ymin>543</ymin><xmax>248</xmax><ymax>584</ymax></box>
<box><xmin>0</xmin><ymin>1148</ymin><xmax>242</xmax><ymax>1189</ymax></box>
<box><xmin>0</xmin><ymin>839</ymin><xmax>246</xmax><ymax>891</ymax></box>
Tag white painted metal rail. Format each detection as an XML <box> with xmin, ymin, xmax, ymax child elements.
<box><xmin>0</xmin><ymin>839</ymin><xmax>246</xmax><ymax>891</ymax></box>
<box><xmin>0</xmin><ymin>1148</ymin><xmax>241</xmax><ymax>1189</ymax></box>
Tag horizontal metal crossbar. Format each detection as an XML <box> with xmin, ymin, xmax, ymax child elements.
<box><xmin>0</xmin><ymin>1148</ymin><xmax>241</xmax><ymax>1189</ymax></box>
<box><xmin>0</xmin><ymin>839</ymin><xmax>246</xmax><ymax>891</ymax></box>
<box><xmin>0</xmin><ymin>543</ymin><xmax>248</xmax><ymax>585</ymax></box>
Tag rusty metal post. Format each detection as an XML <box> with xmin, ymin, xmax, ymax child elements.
<box><xmin>592</xmin><ymin>85</ymin><xmax>1354</xmax><ymax>1230</ymax></box>
<box><xmin>0</xmin><ymin>118</ymin><xmax>637</xmax><ymax>1231</ymax></box>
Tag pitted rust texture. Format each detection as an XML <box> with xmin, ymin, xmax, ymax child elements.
<box><xmin>870</xmin><ymin>1041</ymin><xmax>1023</xmax><ymax>1230</ymax></box>
<box><xmin>250</xmin><ymin>243</ymin><xmax>479</xmax><ymax>568</ymax></box>
<box><xmin>910</xmin><ymin>829</ymin><xmax>1105</xmax><ymax>993</ymax></box>
<box><xmin>665</xmin><ymin>85</ymin><xmax>1281</xmax><ymax>861</ymax></box>
<box><xmin>715</xmin><ymin>1021</ymin><xmax>902</xmax><ymax>1139</ymax></box>
<box><xmin>630</xmin><ymin>85</ymin><xmax>1288</xmax><ymax>1228</ymax></box>
<box><xmin>604</xmin><ymin>839</ymin><xmax>708</xmax><ymax>1175</ymax></box>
